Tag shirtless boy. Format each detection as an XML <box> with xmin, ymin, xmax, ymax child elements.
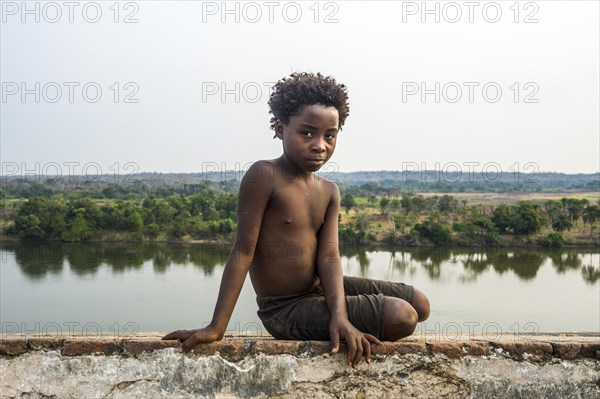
<box><xmin>163</xmin><ymin>72</ymin><xmax>430</xmax><ymax>366</ymax></box>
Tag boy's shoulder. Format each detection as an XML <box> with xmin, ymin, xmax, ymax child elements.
<box><xmin>241</xmin><ymin>159</ymin><xmax>278</xmax><ymax>185</ymax></box>
<box><xmin>315</xmin><ymin>175</ymin><xmax>340</xmax><ymax>196</ymax></box>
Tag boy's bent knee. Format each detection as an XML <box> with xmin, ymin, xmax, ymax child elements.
<box><xmin>412</xmin><ymin>289</ymin><xmax>430</xmax><ymax>322</ymax></box>
<box><xmin>383</xmin><ymin>297</ymin><xmax>418</xmax><ymax>341</ymax></box>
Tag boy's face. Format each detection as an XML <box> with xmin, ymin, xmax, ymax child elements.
<box><xmin>275</xmin><ymin>104</ymin><xmax>339</xmax><ymax>173</ymax></box>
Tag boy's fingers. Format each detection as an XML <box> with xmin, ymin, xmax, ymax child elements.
<box><xmin>352</xmin><ymin>339</ymin><xmax>363</xmax><ymax>367</ymax></box>
<box><xmin>346</xmin><ymin>339</ymin><xmax>357</xmax><ymax>366</ymax></box>
<box><xmin>329</xmin><ymin>332</ymin><xmax>340</xmax><ymax>354</ymax></box>
<box><xmin>364</xmin><ymin>333</ymin><xmax>381</xmax><ymax>345</ymax></box>
<box><xmin>329</xmin><ymin>325</ymin><xmax>340</xmax><ymax>354</ymax></box>
<box><xmin>363</xmin><ymin>338</ymin><xmax>372</xmax><ymax>364</ymax></box>
<box><xmin>161</xmin><ymin>330</ymin><xmax>185</xmax><ymax>341</ymax></box>
<box><xmin>180</xmin><ymin>335</ymin><xmax>199</xmax><ymax>352</ymax></box>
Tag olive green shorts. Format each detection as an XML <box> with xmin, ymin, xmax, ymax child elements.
<box><xmin>256</xmin><ymin>276</ymin><xmax>414</xmax><ymax>341</ymax></box>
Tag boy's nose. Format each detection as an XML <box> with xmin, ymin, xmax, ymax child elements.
<box><xmin>311</xmin><ymin>138</ymin><xmax>326</xmax><ymax>152</ymax></box>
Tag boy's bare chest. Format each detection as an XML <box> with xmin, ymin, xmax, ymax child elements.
<box><xmin>266</xmin><ymin>184</ymin><xmax>330</xmax><ymax>231</ymax></box>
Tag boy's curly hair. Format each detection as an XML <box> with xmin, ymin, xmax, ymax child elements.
<box><xmin>268</xmin><ymin>72</ymin><xmax>350</xmax><ymax>131</ymax></box>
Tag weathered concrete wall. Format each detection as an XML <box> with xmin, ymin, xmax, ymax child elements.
<box><xmin>1</xmin><ymin>333</ymin><xmax>599</xmax><ymax>399</ymax></box>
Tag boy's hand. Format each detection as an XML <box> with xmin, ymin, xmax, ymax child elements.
<box><xmin>161</xmin><ymin>325</ymin><xmax>223</xmax><ymax>353</ymax></box>
<box><xmin>329</xmin><ymin>318</ymin><xmax>381</xmax><ymax>367</ymax></box>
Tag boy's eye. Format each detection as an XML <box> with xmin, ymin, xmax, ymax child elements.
<box><xmin>326</xmin><ymin>133</ymin><xmax>336</xmax><ymax>140</ymax></box>
<box><xmin>302</xmin><ymin>131</ymin><xmax>313</xmax><ymax>137</ymax></box>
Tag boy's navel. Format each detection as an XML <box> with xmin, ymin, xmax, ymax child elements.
<box><xmin>285</xmin><ymin>219</ymin><xmax>292</xmax><ymax>224</ymax></box>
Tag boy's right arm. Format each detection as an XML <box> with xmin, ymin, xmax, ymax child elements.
<box><xmin>161</xmin><ymin>162</ymin><xmax>272</xmax><ymax>352</ymax></box>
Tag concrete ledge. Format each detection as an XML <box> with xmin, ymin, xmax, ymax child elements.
<box><xmin>1</xmin><ymin>333</ymin><xmax>599</xmax><ymax>398</ymax></box>
<box><xmin>1</xmin><ymin>333</ymin><xmax>598</xmax><ymax>361</ymax></box>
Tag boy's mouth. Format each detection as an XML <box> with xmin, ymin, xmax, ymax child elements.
<box><xmin>307</xmin><ymin>159</ymin><xmax>325</xmax><ymax>166</ymax></box>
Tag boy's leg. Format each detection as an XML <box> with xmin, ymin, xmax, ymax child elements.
<box><xmin>257</xmin><ymin>286</ymin><xmax>333</xmax><ymax>341</ymax></box>
<box><xmin>257</xmin><ymin>277</ymin><xmax>429</xmax><ymax>341</ymax></box>
<box><xmin>343</xmin><ymin>276</ymin><xmax>430</xmax><ymax>322</ymax></box>
<box><xmin>381</xmin><ymin>297</ymin><xmax>418</xmax><ymax>341</ymax></box>
<box><xmin>258</xmin><ymin>288</ymin><xmax>413</xmax><ymax>341</ymax></box>
<box><xmin>342</xmin><ymin>292</ymin><xmax>416</xmax><ymax>341</ymax></box>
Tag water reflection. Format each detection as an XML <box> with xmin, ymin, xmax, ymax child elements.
<box><xmin>492</xmin><ymin>251</ymin><xmax>545</xmax><ymax>280</ymax></box>
<box><xmin>407</xmin><ymin>248</ymin><xmax>450</xmax><ymax>279</ymax></box>
<box><xmin>548</xmin><ymin>251</ymin><xmax>582</xmax><ymax>273</ymax></box>
<box><xmin>3</xmin><ymin>243</ymin><xmax>598</xmax><ymax>285</ymax></box>
<box><xmin>3</xmin><ymin>243</ymin><xmax>232</xmax><ymax>279</ymax></box>
<box><xmin>10</xmin><ymin>243</ymin><xmax>64</xmax><ymax>279</ymax></box>
<box><xmin>582</xmin><ymin>264</ymin><xmax>600</xmax><ymax>285</ymax></box>
<box><xmin>340</xmin><ymin>246</ymin><xmax>371</xmax><ymax>275</ymax></box>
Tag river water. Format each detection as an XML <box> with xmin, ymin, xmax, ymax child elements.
<box><xmin>1</xmin><ymin>243</ymin><xmax>598</xmax><ymax>338</ymax></box>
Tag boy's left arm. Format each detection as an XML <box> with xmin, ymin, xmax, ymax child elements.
<box><xmin>317</xmin><ymin>184</ymin><xmax>381</xmax><ymax>367</ymax></box>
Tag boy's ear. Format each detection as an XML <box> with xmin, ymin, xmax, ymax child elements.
<box><xmin>274</xmin><ymin>121</ymin><xmax>284</xmax><ymax>140</ymax></box>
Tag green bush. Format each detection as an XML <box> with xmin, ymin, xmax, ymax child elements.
<box><xmin>491</xmin><ymin>204</ymin><xmax>512</xmax><ymax>233</ymax></box>
<box><xmin>484</xmin><ymin>231</ymin><xmax>503</xmax><ymax>247</ymax></box>
<box><xmin>61</xmin><ymin>215</ymin><xmax>94</xmax><ymax>242</ymax></box>
<box><xmin>412</xmin><ymin>220</ymin><xmax>451</xmax><ymax>245</ymax></box>
<box><xmin>452</xmin><ymin>222</ymin><xmax>466</xmax><ymax>232</ymax></box>
<box><xmin>339</xmin><ymin>226</ymin><xmax>366</xmax><ymax>245</ymax></box>
<box><xmin>188</xmin><ymin>217</ymin><xmax>210</xmax><ymax>238</ymax></box>
<box><xmin>541</xmin><ymin>232</ymin><xmax>564</xmax><ymax>248</ymax></box>
<box><xmin>144</xmin><ymin>223</ymin><xmax>160</xmax><ymax>240</ymax></box>
<box><xmin>208</xmin><ymin>218</ymin><xmax>236</xmax><ymax>237</ymax></box>
<box><xmin>511</xmin><ymin>202</ymin><xmax>543</xmax><ymax>235</ymax></box>
<box><xmin>2</xmin><ymin>222</ymin><xmax>16</xmax><ymax>235</ymax></box>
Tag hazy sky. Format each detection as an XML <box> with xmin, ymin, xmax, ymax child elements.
<box><xmin>1</xmin><ymin>0</ymin><xmax>599</xmax><ymax>179</ymax></box>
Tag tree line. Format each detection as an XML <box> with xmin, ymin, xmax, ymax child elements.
<box><xmin>339</xmin><ymin>193</ymin><xmax>600</xmax><ymax>247</ymax></box>
<box><xmin>1</xmin><ymin>169</ymin><xmax>598</xmax><ymax>201</ymax></box>
<box><xmin>2</xmin><ymin>190</ymin><xmax>599</xmax><ymax>247</ymax></box>
<box><xmin>3</xmin><ymin>189</ymin><xmax>237</xmax><ymax>242</ymax></box>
